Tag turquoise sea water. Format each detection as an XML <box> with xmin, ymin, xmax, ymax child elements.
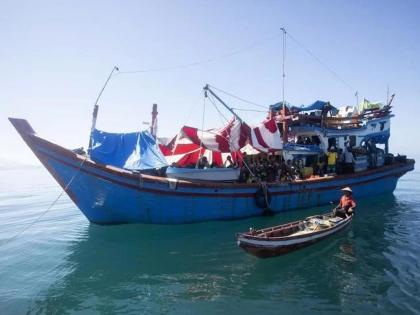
<box><xmin>0</xmin><ymin>165</ymin><xmax>419</xmax><ymax>315</ymax></box>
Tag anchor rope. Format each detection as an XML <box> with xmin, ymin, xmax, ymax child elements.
<box><xmin>0</xmin><ymin>157</ymin><xmax>87</xmax><ymax>247</ymax></box>
<box><xmin>261</xmin><ymin>181</ymin><xmax>272</xmax><ymax>210</ymax></box>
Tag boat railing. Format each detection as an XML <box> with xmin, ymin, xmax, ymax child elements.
<box><xmin>290</xmin><ymin>108</ymin><xmax>391</xmax><ymax>129</ymax></box>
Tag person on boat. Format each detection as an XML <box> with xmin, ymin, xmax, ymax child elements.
<box><xmin>224</xmin><ymin>155</ymin><xmax>235</xmax><ymax>168</ymax></box>
<box><xmin>258</xmin><ymin>158</ymin><xmax>268</xmax><ymax>181</ymax></box>
<box><xmin>272</xmin><ymin>157</ymin><xmax>281</xmax><ymax>182</ymax></box>
<box><xmin>239</xmin><ymin>164</ymin><xmax>250</xmax><ymax>182</ymax></box>
<box><xmin>296</xmin><ymin>136</ymin><xmax>303</xmax><ymax>144</ymax></box>
<box><xmin>198</xmin><ymin>156</ymin><xmax>210</xmax><ymax>169</ymax></box>
<box><xmin>337</xmin><ymin>148</ymin><xmax>344</xmax><ymax>174</ymax></box>
<box><xmin>293</xmin><ymin>159</ymin><xmax>303</xmax><ymax>180</ymax></box>
<box><xmin>327</xmin><ymin>147</ymin><xmax>338</xmax><ymax>174</ymax></box>
<box><xmin>316</xmin><ymin>154</ymin><xmax>326</xmax><ymax>177</ymax></box>
<box><xmin>368</xmin><ymin>139</ymin><xmax>377</xmax><ymax>168</ymax></box>
<box><xmin>285</xmin><ymin>159</ymin><xmax>298</xmax><ymax>180</ymax></box>
<box><xmin>334</xmin><ymin>187</ymin><xmax>356</xmax><ymax>218</ymax></box>
<box><xmin>246</xmin><ymin>159</ymin><xmax>257</xmax><ymax>183</ymax></box>
<box><xmin>278</xmin><ymin>159</ymin><xmax>287</xmax><ymax>181</ymax></box>
<box><xmin>343</xmin><ymin>146</ymin><xmax>355</xmax><ymax>173</ymax></box>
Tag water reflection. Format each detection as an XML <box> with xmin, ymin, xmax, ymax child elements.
<box><xmin>25</xmin><ymin>192</ymin><xmax>420</xmax><ymax>314</ymax></box>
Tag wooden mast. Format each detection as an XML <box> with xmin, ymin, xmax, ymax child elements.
<box><xmin>150</xmin><ymin>103</ymin><xmax>158</xmax><ymax>138</ymax></box>
<box><xmin>88</xmin><ymin>66</ymin><xmax>119</xmax><ymax>153</ymax></box>
<box><xmin>280</xmin><ymin>27</ymin><xmax>288</xmax><ymax>143</ymax></box>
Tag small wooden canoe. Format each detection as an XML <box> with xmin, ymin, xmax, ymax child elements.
<box><xmin>236</xmin><ymin>212</ymin><xmax>353</xmax><ymax>258</ymax></box>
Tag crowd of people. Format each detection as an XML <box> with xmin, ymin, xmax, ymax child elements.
<box><xmin>239</xmin><ymin>154</ymin><xmax>299</xmax><ymax>183</ymax></box>
<box><xmin>191</xmin><ymin>144</ymin><xmax>363</xmax><ymax>183</ymax></box>
<box><xmin>238</xmin><ymin>145</ymin><xmax>362</xmax><ymax>183</ymax></box>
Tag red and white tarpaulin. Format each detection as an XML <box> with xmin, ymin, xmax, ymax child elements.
<box><xmin>159</xmin><ymin>137</ymin><xmax>242</xmax><ymax>167</ymax></box>
<box><xmin>179</xmin><ymin>118</ymin><xmax>248</xmax><ymax>153</ymax></box>
<box><xmin>159</xmin><ymin>117</ymin><xmax>282</xmax><ymax>166</ymax></box>
<box><xmin>249</xmin><ymin>118</ymin><xmax>283</xmax><ymax>152</ymax></box>
<box><xmin>178</xmin><ymin>118</ymin><xmax>282</xmax><ymax>153</ymax></box>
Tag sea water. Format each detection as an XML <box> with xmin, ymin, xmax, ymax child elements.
<box><xmin>0</xmin><ymin>165</ymin><xmax>419</xmax><ymax>315</ymax></box>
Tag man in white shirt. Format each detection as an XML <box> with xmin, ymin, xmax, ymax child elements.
<box><xmin>343</xmin><ymin>147</ymin><xmax>355</xmax><ymax>173</ymax></box>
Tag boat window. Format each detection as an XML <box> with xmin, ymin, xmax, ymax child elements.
<box><xmin>380</xmin><ymin>121</ymin><xmax>386</xmax><ymax>131</ymax></box>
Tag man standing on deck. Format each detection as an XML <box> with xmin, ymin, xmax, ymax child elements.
<box><xmin>334</xmin><ymin>187</ymin><xmax>356</xmax><ymax>218</ymax></box>
<box><xmin>224</xmin><ymin>155</ymin><xmax>234</xmax><ymax>168</ymax></box>
<box><xmin>327</xmin><ymin>147</ymin><xmax>338</xmax><ymax>174</ymax></box>
<box><xmin>343</xmin><ymin>146</ymin><xmax>355</xmax><ymax>173</ymax></box>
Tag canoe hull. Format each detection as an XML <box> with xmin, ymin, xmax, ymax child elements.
<box><xmin>236</xmin><ymin>215</ymin><xmax>353</xmax><ymax>258</ymax></box>
<box><xmin>9</xmin><ymin>118</ymin><xmax>415</xmax><ymax>225</ymax></box>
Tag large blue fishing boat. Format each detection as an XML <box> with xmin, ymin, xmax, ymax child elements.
<box><xmin>9</xmin><ymin>88</ymin><xmax>414</xmax><ymax>224</ymax></box>
<box><xmin>8</xmin><ymin>29</ymin><xmax>415</xmax><ymax>225</ymax></box>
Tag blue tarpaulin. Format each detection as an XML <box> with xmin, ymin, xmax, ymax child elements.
<box><xmin>89</xmin><ymin>129</ymin><xmax>168</xmax><ymax>170</ymax></box>
<box><xmin>269</xmin><ymin>100</ymin><xmax>335</xmax><ymax>112</ymax></box>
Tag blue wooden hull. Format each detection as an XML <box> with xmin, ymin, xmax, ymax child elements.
<box><xmin>10</xmin><ymin>118</ymin><xmax>415</xmax><ymax>225</ymax></box>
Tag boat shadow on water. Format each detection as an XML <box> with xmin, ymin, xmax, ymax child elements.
<box><xmin>24</xmin><ymin>194</ymin><xmax>419</xmax><ymax>314</ymax></box>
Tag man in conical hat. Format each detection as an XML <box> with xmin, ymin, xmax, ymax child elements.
<box><xmin>334</xmin><ymin>187</ymin><xmax>356</xmax><ymax>218</ymax></box>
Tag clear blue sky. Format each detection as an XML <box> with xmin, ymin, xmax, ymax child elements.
<box><xmin>1</xmin><ymin>0</ymin><xmax>419</xmax><ymax>164</ymax></box>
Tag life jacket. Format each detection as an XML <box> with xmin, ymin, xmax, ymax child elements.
<box><xmin>339</xmin><ymin>195</ymin><xmax>356</xmax><ymax>209</ymax></box>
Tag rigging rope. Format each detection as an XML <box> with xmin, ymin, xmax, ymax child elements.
<box><xmin>115</xmin><ymin>32</ymin><xmax>281</xmax><ymax>75</ymax></box>
<box><xmin>0</xmin><ymin>157</ymin><xmax>87</xmax><ymax>247</ymax></box>
<box><xmin>207</xmin><ymin>85</ymin><xmax>267</xmax><ymax>109</ymax></box>
<box><xmin>195</xmin><ymin>95</ymin><xmax>207</xmax><ymax>168</ymax></box>
<box><xmin>170</xmin><ymin>91</ymin><xmax>204</xmax><ymax>155</ymax></box>
<box><xmin>95</xmin><ymin>29</ymin><xmax>357</xmax><ymax>111</ymax></box>
<box><xmin>231</xmin><ymin>107</ymin><xmax>267</xmax><ymax>113</ymax></box>
<box><xmin>286</xmin><ymin>31</ymin><xmax>357</xmax><ymax>94</ymax></box>
<box><xmin>207</xmin><ymin>94</ymin><xmax>230</xmax><ymax>126</ymax></box>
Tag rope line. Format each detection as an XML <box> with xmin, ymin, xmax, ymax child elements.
<box><xmin>170</xmin><ymin>91</ymin><xmax>204</xmax><ymax>155</ymax></box>
<box><xmin>286</xmin><ymin>31</ymin><xmax>356</xmax><ymax>94</ymax></box>
<box><xmin>231</xmin><ymin>107</ymin><xmax>267</xmax><ymax>113</ymax></box>
<box><xmin>207</xmin><ymin>94</ymin><xmax>230</xmax><ymax>125</ymax></box>
<box><xmin>207</xmin><ymin>85</ymin><xmax>267</xmax><ymax>109</ymax></box>
<box><xmin>195</xmin><ymin>96</ymin><xmax>207</xmax><ymax>168</ymax></box>
<box><xmin>0</xmin><ymin>157</ymin><xmax>87</xmax><ymax>247</ymax></box>
<box><xmin>114</xmin><ymin>32</ymin><xmax>281</xmax><ymax>75</ymax></box>
<box><xmin>261</xmin><ymin>181</ymin><xmax>272</xmax><ymax>211</ymax></box>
